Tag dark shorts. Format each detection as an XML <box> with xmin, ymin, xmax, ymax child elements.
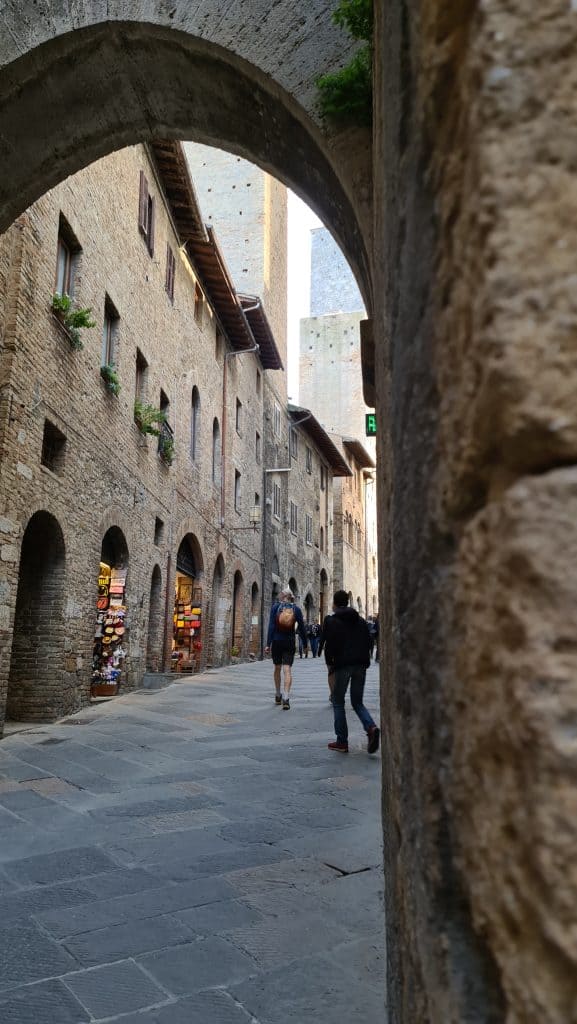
<box><xmin>271</xmin><ymin>637</ymin><xmax>295</xmax><ymax>666</ymax></box>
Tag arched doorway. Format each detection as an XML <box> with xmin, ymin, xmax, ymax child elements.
<box><xmin>319</xmin><ymin>569</ymin><xmax>328</xmax><ymax>623</ymax></box>
<box><xmin>304</xmin><ymin>592</ymin><xmax>314</xmax><ymax>623</ymax></box>
<box><xmin>208</xmin><ymin>554</ymin><xmax>226</xmax><ymax>667</ymax></box>
<box><xmin>7</xmin><ymin>511</ymin><xmax>67</xmax><ymax>721</ymax></box>
<box><xmin>232</xmin><ymin>571</ymin><xmax>244</xmax><ymax>657</ymax></box>
<box><xmin>172</xmin><ymin>534</ymin><xmax>203</xmax><ymax>673</ymax></box>
<box><xmin>289</xmin><ymin>576</ymin><xmax>298</xmax><ymax>599</ymax></box>
<box><xmin>92</xmin><ymin>526</ymin><xmax>128</xmax><ymax>697</ymax></box>
<box><xmin>146</xmin><ymin>565</ymin><xmax>162</xmax><ymax>672</ymax></box>
<box><xmin>250</xmin><ymin>582</ymin><xmax>260</xmax><ymax>657</ymax></box>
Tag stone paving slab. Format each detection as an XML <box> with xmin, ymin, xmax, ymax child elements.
<box><xmin>0</xmin><ymin>657</ymin><xmax>384</xmax><ymax>1021</ymax></box>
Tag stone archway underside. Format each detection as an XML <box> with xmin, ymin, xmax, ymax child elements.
<box><xmin>0</xmin><ymin>5</ymin><xmax>373</xmax><ymax>307</ymax></box>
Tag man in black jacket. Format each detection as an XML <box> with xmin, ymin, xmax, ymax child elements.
<box><xmin>323</xmin><ymin>590</ymin><xmax>380</xmax><ymax>754</ymax></box>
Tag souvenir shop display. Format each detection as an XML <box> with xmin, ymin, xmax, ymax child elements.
<box><xmin>172</xmin><ymin>577</ymin><xmax>202</xmax><ymax>671</ymax></box>
<box><xmin>91</xmin><ymin>564</ymin><xmax>127</xmax><ymax>696</ymax></box>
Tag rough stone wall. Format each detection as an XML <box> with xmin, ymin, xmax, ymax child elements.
<box><xmin>375</xmin><ymin>1</ymin><xmax>577</xmax><ymax>1020</ymax></box>
<box><xmin>300</xmin><ymin>312</ymin><xmax>366</xmax><ymax>438</ymax></box>
<box><xmin>331</xmin><ymin>449</ymin><xmax>367</xmax><ymax>612</ymax></box>
<box><xmin>0</xmin><ymin>143</ymin><xmax>271</xmax><ymax>732</ymax></box>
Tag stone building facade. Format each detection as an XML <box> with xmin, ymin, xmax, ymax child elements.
<box><xmin>331</xmin><ymin>438</ymin><xmax>376</xmax><ymax>616</ymax></box>
<box><xmin>0</xmin><ymin>140</ymin><xmax>284</xmax><ymax>733</ymax></box>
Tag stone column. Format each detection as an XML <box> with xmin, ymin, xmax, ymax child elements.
<box><xmin>374</xmin><ymin>1</ymin><xmax>577</xmax><ymax>1019</ymax></box>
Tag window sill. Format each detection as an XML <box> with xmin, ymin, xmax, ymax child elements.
<box><xmin>40</xmin><ymin>463</ymin><xmax>62</xmax><ymax>482</ymax></box>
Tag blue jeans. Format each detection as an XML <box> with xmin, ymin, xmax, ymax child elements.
<box><xmin>310</xmin><ymin>636</ymin><xmax>319</xmax><ymax>657</ymax></box>
<box><xmin>333</xmin><ymin>665</ymin><xmax>375</xmax><ymax>744</ymax></box>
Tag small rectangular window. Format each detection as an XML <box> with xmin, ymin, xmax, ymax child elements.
<box><xmin>273</xmin><ymin>482</ymin><xmax>281</xmax><ymax>519</ymax></box>
<box><xmin>135</xmin><ymin>348</ymin><xmax>148</xmax><ymax>404</ymax></box>
<box><xmin>234</xmin><ymin>470</ymin><xmax>241</xmax><ymax>512</ymax></box>
<box><xmin>41</xmin><ymin>420</ymin><xmax>66</xmax><ymax>474</ymax></box>
<box><xmin>165</xmin><ymin>244</ymin><xmax>176</xmax><ymax>302</ymax></box>
<box><xmin>290</xmin><ymin>429</ymin><xmax>298</xmax><ymax>460</ymax></box>
<box><xmin>290</xmin><ymin>501</ymin><xmax>298</xmax><ymax>536</ymax></box>
<box><xmin>305</xmin><ymin>514</ymin><xmax>313</xmax><ymax>545</ymax></box>
<box><xmin>55</xmin><ymin>214</ymin><xmax>80</xmax><ymax>297</ymax></box>
<box><xmin>215</xmin><ymin>328</ymin><xmax>224</xmax><ymax>362</ymax></box>
<box><xmin>235</xmin><ymin>398</ymin><xmax>242</xmax><ymax>435</ymax></box>
<box><xmin>273</xmin><ymin>403</ymin><xmax>281</xmax><ymax>437</ymax></box>
<box><xmin>320</xmin><ymin>464</ymin><xmax>327</xmax><ymax>491</ymax></box>
<box><xmin>255</xmin><ymin>431</ymin><xmax>261</xmax><ymax>464</ymax></box>
<box><xmin>154</xmin><ymin>517</ymin><xmax>164</xmax><ymax>546</ymax></box>
<box><xmin>138</xmin><ymin>171</ymin><xmax>155</xmax><ymax>256</ymax></box>
<box><xmin>194</xmin><ymin>282</ymin><xmax>203</xmax><ymax>324</ymax></box>
<box><xmin>101</xmin><ymin>295</ymin><xmax>119</xmax><ymax>367</ymax></box>
<box><xmin>306</xmin><ymin>446</ymin><xmax>312</xmax><ymax>474</ymax></box>
<box><xmin>256</xmin><ymin>369</ymin><xmax>261</xmax><ymax>395</ymax></box>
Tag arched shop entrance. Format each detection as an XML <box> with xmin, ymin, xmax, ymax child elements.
<box><xmin>231</xmin><ymin>571</ymin><xmax>244</xmax><ymax>657</ymax></box>
<box><xmin>7</xmin><ymin>511</ymin><xmax>67</xmax><ymax>721</ymax></box>
<box><xmin>172</xmin><ymin>534</ymin><xmax>203</xmax><ymax>673</ymax></box>
<box><xmin>146</xmin><ymin>565</ymin><xmax>163</xmax><ymax>672</ymax></box>
<box><xmin>92</xmin><ymin>526</ymin><xmax>128</xmax><ymax>698</ymax></box>
<box><xmin>319</xmin><ymin>569</ymin><xmax>328</xmax><ymax>623</ymax></box>
<box><xmin>250</xmin><ymin>582</ymin><xmax>260</xmax><ymax>657</ymax></box>
<box><xmin>304</xmin><ymin>592</ymin><xmax>314</xmax><ymax>623</ymax></box>
<box><xmin>208</xmin><ymin>554</ymin><xmax>226</xmax><ymax>667</ymax></box>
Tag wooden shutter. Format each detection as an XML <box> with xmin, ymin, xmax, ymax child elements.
<box><xmin>138</xmin><ymin>171</ymin><xmax>148</xmax><ymax>234</ymax></box>
<box><xmin>147</xmin><ymin>196</ymin><xmax>156</xmax><ymax>256</ymax></box>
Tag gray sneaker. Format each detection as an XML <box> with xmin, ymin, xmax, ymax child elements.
<box><xmin>282</xmin><ymin>697</ymin><xmax>290</xmax><ymax>710</ymax></box>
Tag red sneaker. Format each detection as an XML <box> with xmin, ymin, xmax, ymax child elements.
<box><xmin>367</xmin><ymin>725</ymin><xmax>380</xmax><ymax>754</ymax></box>
<box><xmin>328</xmin><ymin>741</ymin><xmax>348</xmax><ymax>753</ymax></box>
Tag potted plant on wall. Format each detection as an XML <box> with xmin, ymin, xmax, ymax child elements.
<box><xmin>158</xmin><ymin>432</ymin><xmax>175</xmax><ymax>466</ymax></box>
<box><xmin>51</xmin><ymin>293</ymin><xmax>96</xmax><ymax>350</ymax></box>
<box><xmin>133</xmin><ymin>399</ymin><xmax>166</xmax><ymax>436</ymax></box>
<box><xmin>100</xmin><ymin>364</ymin><xmax>121</xmax><ymax>396</ymax></box>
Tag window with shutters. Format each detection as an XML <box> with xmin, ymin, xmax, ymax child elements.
<box><xmin>194</xmin><ymin>282</ymin><xmax>203</xmax><ymax>323</ymax></box>
<box><xmin>273</xmin><ymin>482</ymin><xmax>281</xmax><ymax>519</ymax></box>
<box><xmin>54</xmin><ymin>214</ymin><xmax>80</xmax><ymax>298</ymax></box>
<box><xmin>290</xmin><ymin>501</ymin><xmax>298</xmax><ymax>536</ymax></box>
<box><xmin>138</xmin><ymin>171</ymin><xmax>155</xmax><ymax>256</ymax></box>
<box><xmin>165</xmin><ymin>244</ymin><xmax>176</xmax><ymax>302</ymax></box>
<box><xmin>273</xmin><ymin>403</ymin><xmax>281</xmax><ymax>437</ymax></box>
<box><xmin>320</xmin><ymin>463</ymin><xmax>327</xmax><ymax>491</ymax></box>
<box><xmin>135</xmin><ymin>348</ymin><xmax>148</xmax><ymax>405</ymax></box>
<box><xmin>305</xmin><ymin>514</ymin><xmax>313</xmax><ymax>546</ymax></box>
<box><xmin>290</xmin><ymin>429</ymin><xmax>298</xmax><ymax>459</ymax></box>
<box><xmin>234</xmin><ymin>470</ymin><xmax>242</xmax><ymax>512</ymax></box>
<box><xmin>101</xmin><ymin>295</ymin><xmax>119</xmax><ymax>367</ymax></box>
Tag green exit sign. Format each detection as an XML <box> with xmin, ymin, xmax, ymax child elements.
<box><xmin>365</xmin><ymin>413</ymin><xmax>376</xmax><ymax>437</ymax></box>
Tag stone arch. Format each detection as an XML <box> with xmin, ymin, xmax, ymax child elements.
<box><xmin>0</xmin><ymin>14</ymin><xmax>371</xmax><ymax>307</ymax></box>
<box><xmin>288</xmin><ymin>576</ymin><xmax>298</xmax><ymax>599</ymax></box>
<box><xmin>250</xmin><ymin>581</ymin><xmax>260</xmax><ymax>657</ymax></box>
<box><xmin>304</xmin><ymin>592</ymin><xmax>314</xmax><ymax>623</ymax></box>
<box><xmin>208</xmin><ymin>553</ymin><xmax>226</xmax><ymax>666</ymax></box>
<box><xmin>146</xmin><ymin>564</ymin><xmax>163</xmax><ymax>672</ymax></box>
<box><xmin>7</xmin><ymin>511</ymin><xmax>68</xmax><ymax>721</ymax></box>
<box><xmin>232</xmin><ymin>570</ymin><xmax>244</xmax><ymax>656</ymax></box>
<box><xmin>319</xmin><ymin>568</ymin><xmax>328</xmax><ymax>622</ymax></box>
<box><xmin>173</xmin><ymin>533</ymin><xmax>204</xmax><ymax>672</ymax></box>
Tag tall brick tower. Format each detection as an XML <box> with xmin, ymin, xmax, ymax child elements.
<box><xmin>184</xmin><ymin>143</ymin><xmax>288</xmax><ymax>390</ymax></box>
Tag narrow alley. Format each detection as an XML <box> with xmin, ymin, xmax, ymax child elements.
<box><xmin>0</xmin><ymin>658</ymin><xmax>383</xmax><ymax>1023</ymax></box>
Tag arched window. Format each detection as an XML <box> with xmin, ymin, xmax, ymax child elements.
<box><xmin>212</xmin><ymin>417</ymin><xmax>221</xmax><ymax>484</ymax></box>
<box><xmin>191</xmin><ymin>386</ymin><xmax>200</xmax><ymax>462</ymax></box>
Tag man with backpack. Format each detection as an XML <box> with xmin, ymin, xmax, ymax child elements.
<box><xmin>265</xmin><ymin>588</ymin><xmax>308</xmax><ymax>709</ymax></box>
<box><xmin>323</xmin><ymin>590</ymin><xmax>380</xmax><ymax>754</ymax></box>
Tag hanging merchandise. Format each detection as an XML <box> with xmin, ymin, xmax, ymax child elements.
<box><xmin>92</xmin><ymin>561</ymin><xmax>128</xmax><ymax>697</ymax></box>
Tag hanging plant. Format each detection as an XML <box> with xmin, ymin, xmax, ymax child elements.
<box><xmin>100</xmin><ymin>364</ymin><xmax>121</xmax><ymax>396</ymax></box>
<box><xmin>51</xmin><ymin>293</ymin><xmax>96</xmax><ymax>350</ymax></box>
<box><xmin>134</xmin><ymin>399</ymin><xmax>166</xmax><ymax>437</ymax></box>
<box><xmin>159</xmin><ymin>434</ymin><xmax>175</xmax><ymax>466</ymax></box>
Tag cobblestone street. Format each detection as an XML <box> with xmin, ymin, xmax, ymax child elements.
<box><xmin>0</xmin><ymin>657</ymin><xmax>384</xmax><ymax>1023</ymax></box>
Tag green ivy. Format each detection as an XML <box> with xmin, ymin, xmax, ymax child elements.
<box><xmin>100</xmin><ymin>364</ymin><xmax>121</xmax><ymax>397</ymax></box>
<box><xmin>316</xmin><ymin>0</ymin><xmax>373</xmax><ymax>128</ymax></box>
<box><xmin>51</xmin><ymin>293</ymin><xmax>96</xmax><ymax>350</ymax></box>
<box><xmin>134</xmin><ymin>399</ymin><xmax>166</xmax><ymax>437</ymax></box>
<box><xmin>159</xmin><ymin>434</ymin><xmax>175</xmax><ymax>466</ymax></box>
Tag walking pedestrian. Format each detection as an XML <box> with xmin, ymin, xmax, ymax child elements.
<box><xmin>265</xmin><ymin>588</ymin><xmax>307</xmax><ymax>709</ymax></box>
<box><xmin>323</xmin><ymin>590</ymin><xmax>380</xmax><ymax>754</ymax></box>
<box><xmin>309</xmin><ymin>620</ymin><xmax>321</xmax><ymax>658</ymax></box>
